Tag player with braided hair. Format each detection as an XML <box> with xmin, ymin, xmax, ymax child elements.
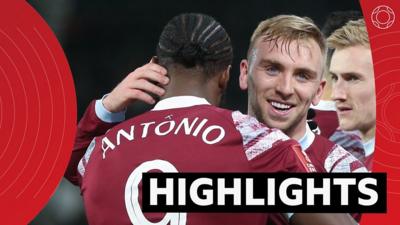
<box><xmin>72</xmin><ymin>13</ymin><xmax>302</xmax><ymax>225</ymax></box>
<box><xmin>69</xmin><ymin>13</ymin><xmax>357</xmax><ymax>225</ymax></box>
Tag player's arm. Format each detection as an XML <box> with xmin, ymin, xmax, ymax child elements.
<box><xmin>230</xmin><ymin>112</ymin><xmax>355</xmax><ymax>225</ymax></box>
<box><xmin>329</xmin><ymin>130</ymin><xmax>370</xmax><ymax>171</ymax></box>
<box><xmin>290</xmin><ymin>213</ymin><xmax>357</xmax><ymax>225</ymax></box>
<box><xmin>64</xmin><ymin>59</ymin><xmax>168</xmax><ymax>185</ymax></box>
<box><xmin>64</xmin><ymin>99</ymin><xmax>120</xmax><ymax>185</ymax></box>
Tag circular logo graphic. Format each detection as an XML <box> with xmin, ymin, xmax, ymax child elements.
<box><xmin>0</xmin><ymin>1</ymin><xmax>76</xmax><ymax>224</ymax></box>
<box><xmin>371</xmin><ymin>5</ymin><xmax>395</xmax><ymax>29</ymax></box>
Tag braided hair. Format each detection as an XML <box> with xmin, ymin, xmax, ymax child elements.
<box><xmin>157</xmin><ymin>13</ymin><xmax>233</xmax><ymax>77</ymax></box>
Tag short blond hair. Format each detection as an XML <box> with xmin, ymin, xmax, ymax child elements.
<box><xmin>248</xmin><ymin>15</ymin><xmax>326</xmax><ymax>58</ymax></box>
<box><xmin>327</xmin><ymin>18</ymin><xmax>369</xmax><ymax>49</ymax></box>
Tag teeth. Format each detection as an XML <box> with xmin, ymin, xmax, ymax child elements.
<box><xmin>271</xmin><ymin>101</ymin><xmax>291</xmax><ymax>110</ymax></box>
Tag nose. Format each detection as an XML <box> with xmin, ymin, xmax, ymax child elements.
<box><xmin>275</xmin><ymin>74</ymin><xmax>294</xmax><ymax>98</ymax></box>
<box><xmin>331</xmin><ymin>80</ymin><xmax>347</xmax><ymax>102</ymax></box>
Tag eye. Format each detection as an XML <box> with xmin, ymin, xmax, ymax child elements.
<box><xmin>330</xmin><ymin>73</ymin><xmax>338</xmax><ymax>82</ymax></box>
<box><xmin>265</xmin><ymin>65</ymin><xmax>279</xmax><ymax>76</ymax></box>
<box><xmin>295</xmin><ymin>73</ymin><xmax>309</xmax><ymax>82</ymax></box>
<box><xmin>345</xmin><ymin>74</ymin><xmax>359</xmax><ymax>82</ymax></box>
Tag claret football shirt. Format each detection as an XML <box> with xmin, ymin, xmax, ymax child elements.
<box><xmin>76</xmin><ymin>96</ymin><xmax>314</xmax><ymax>225</ymax></box>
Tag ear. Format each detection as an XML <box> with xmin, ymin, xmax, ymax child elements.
<box><xmin>218</xmin><ymin>65</ymin><xmax>231</xmax><ymax>90</ymax></box>
<box><xmin>239</xmin><ymin>59</ymin><xmax>249</xmax><ymax>90</ymax></box>
<box><xmin>312</xmin><ymin>79</ymin><xmax>326</xmax><ymax>106</ymax></box>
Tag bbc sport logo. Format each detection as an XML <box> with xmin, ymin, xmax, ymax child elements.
<box><xmin>371</xmin><ymin>5</ymin><xmax>395</xmax><ymax>29</ymax></box>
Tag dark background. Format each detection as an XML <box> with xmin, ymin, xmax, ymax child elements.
<box><xmin>28</xmin><ymin>0</ymin><xmax>361</xmax><ymax>224</ymax></box>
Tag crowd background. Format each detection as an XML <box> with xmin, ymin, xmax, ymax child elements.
<box><xmin>28</xmin><ymin>1</ymin><xmax>361</xmax><ymax>224</ymax></box>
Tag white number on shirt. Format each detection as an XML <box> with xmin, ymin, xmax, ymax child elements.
<box><xmin>125</xmin><ymin>159</ymin><xmax>187</xmax><ymax>225</ymax></box>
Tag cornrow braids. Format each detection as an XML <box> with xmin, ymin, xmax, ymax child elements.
<box><xmin>157</xmin><ymin>13</ymin><xmax>233</xmax><ymax>77</ymax></box>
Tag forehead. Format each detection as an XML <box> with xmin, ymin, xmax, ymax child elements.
<box><xmin>253</xmin><ymin>37</ymin><xmax>324</xmax><ymax>72</ymax></box>
<box><xmin>330</xmin><ymin>46</ymin><xmax>374</xmax><ymax>77</ymax></box>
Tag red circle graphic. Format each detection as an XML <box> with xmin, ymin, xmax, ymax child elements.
<box><xmin>371</xmin><ymin>5</ymin><xmax>396</xmax><ymax>29</ymax></box>
<box><xmin>0</xmin><ymin>1</ymin><xmax>76</xmax><ymax>224</ymax></box>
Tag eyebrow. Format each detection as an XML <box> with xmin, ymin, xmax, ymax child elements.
<box><xmin>259</xmin><ymin>59</ymin><xmax>318</xmax><ymax>78</ymax></box>
<box><xmin>258</xmin><ymin>59</ymin><xmax>283</xmax><ymax>69</ymax></box>
<box><xmin>295</xmin><ymin>68</ymin><xmax>318</xmax><ymax>79</ymax></box>
<box><xmin>329</xmin><ymin>71</ymin><xmax>363</xmax><ymax>78</ymax></box>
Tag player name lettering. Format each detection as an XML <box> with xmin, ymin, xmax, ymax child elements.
<box><xmin>101</xmin><ymin>117</ymin><xmax>226</xmax><ymax>158</ymax></box>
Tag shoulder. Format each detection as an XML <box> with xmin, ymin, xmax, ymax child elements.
<box><xmin>230</xmin><ymin>111</ymin><xmax>293</xmax><ymax>160</ymax></box>
<box><xmin>324</xmin><ymin>144</ymin><xmax>368</xmax><ymax>173</ymax></box>
<box><xmin>307</xmin><ymin>134</ymin><xmax>367</xmax><ymax>172</ymax></box>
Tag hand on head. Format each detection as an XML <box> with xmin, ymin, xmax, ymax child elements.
<box><xmin>102</xmin><ymin>57</ymin><xmax>168</xmax><ymax>112</ymax></box>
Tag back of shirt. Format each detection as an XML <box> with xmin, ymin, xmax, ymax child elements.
<box><xmin>78</xmin><ymin>105</ymin><xmax>313</xmax><ymax>225</ymax></box>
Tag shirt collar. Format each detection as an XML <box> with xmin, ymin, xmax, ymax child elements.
<box><xmin>298</xmin><ymin>124</ymin><xmax>315</xmax><ymax>151</ymax></box>
<box><xmin>363</xmin><ymin>138</ymin><xmax>375</xmax><ymax>157</ymax></box>
<box><xmin>152</xmin><ymin>96</ymin><xmax>211</xmax><ymax>111</ymax></box>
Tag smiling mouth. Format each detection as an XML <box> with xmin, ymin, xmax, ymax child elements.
<box><xmin>269</xmin><ymin>101</ymin><xmax>294</xmax><ymax>113</ymax></box>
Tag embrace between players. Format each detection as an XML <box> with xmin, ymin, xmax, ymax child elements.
<box><xmin>65</xmin><ymin>12</ymin><xmax>375</xmax><ymax>225</ymax></box>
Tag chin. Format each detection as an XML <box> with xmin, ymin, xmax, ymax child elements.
<box><xmin>339</xmin><ymin>122</ymin><xmax>355</xmax><ymax>132</ymax></box>
<box><xmin>265</xmin><ymin>119</ymin><xmax>288</xmax><ymax>131</ymax></box>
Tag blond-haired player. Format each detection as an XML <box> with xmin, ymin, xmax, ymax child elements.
<box><xmin>238</xmin><ymin>15</ymin><xmax>366</xmax><ymax>224</ymax></box>
<box><xmin>328</xmin><ymin>19</ymin><xmax>375</xmax><ymax>170</ymax></box>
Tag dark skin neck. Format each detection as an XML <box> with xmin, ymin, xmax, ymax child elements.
<box><xmin>160</xmin><ymin>65</ymin><xmax>224</xmax><ymax>106</ymax></box>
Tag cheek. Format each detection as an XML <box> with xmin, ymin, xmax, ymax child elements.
<box><xmin>361</xmin><ymin>90</ymin><xmax>376</xmax><ymax>114</ymax></box>
<box><xmin>353</xmin><ymin>89</ymin><xmax>374</xmax><ymax>110</ymax></box>
<box><xmin>247</xmin><ymin>77</ymin><xmax>264</xmax><ymax>102</ymax></box>
<box><xmin>251</xmin><ymin>74</ymin><xmax>275</xmax><ymax>92</ymax></box>
<box><xmin>295</xmin><ymin>83</ymin><xmax>318</xmax><ymax>103</ymax></box>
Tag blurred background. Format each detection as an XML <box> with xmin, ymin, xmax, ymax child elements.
<box><xmin>28</xmin><ymin>0</ymin><xmax>361</xmax><ymax>224</ymax></box>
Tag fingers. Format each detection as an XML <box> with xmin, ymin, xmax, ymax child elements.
<box><xmin>104</xmin><ymin>60</ymin><xmax>168</xmax><ymax>110</ymax></box>
<box><xmin>130</xmin><ymin>79</ymin><xmax>165</xmax><ymax>97</ymax></box>
<box><xmin>126</xmin><ymin>89</ymin><xmax>157</xmax><ymax>105</ymax></box>
<box><xmin>118</xmin><ymin>67</ymin><xmax>167</xmax><ymax>105</ymax></box>
<box><xmin>129</xmin><ymin>69</ymin><xmax>169</xmax><ymax>85</ymax></box>
<box><xmin>142</xmin><ymin>61</ymin><xmax>168</xmax><ymax>76</ymax></box>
